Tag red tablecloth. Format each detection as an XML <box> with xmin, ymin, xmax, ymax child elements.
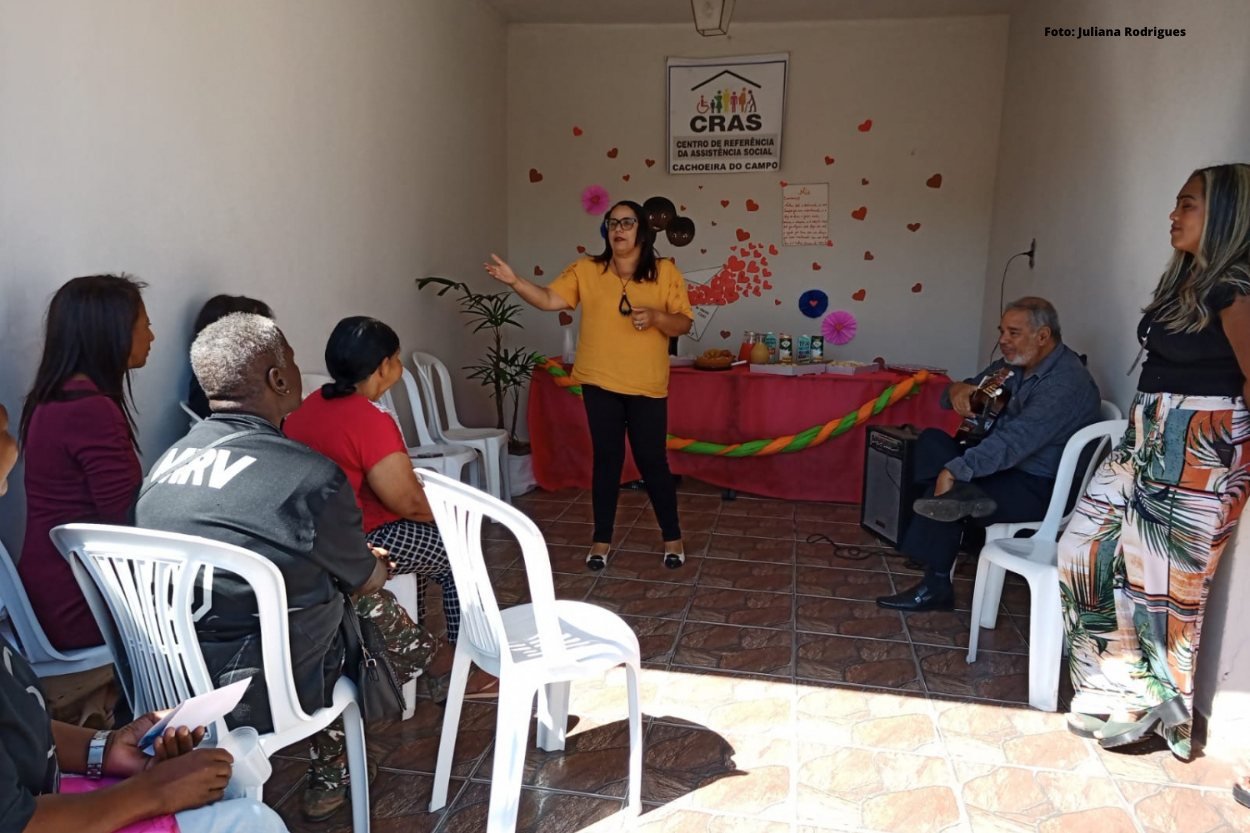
<box><xmin>528</xmin><ymin>365</ymin><xmax>961</xmax><ymax>503</ymax></box>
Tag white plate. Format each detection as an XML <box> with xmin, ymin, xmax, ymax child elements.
<box><xmin>669</xmin><ymin>356</ymin><xmax>694</xmax><ymax>367</ymax></box>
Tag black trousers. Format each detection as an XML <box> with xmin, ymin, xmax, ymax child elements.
<box><xmin>582</xmin><ymin>384</ymin><xmax>682</xmax><ymax>544</ymax></box>
<box><xmin>899</xmin><ymin>428</ymin><xmax>1052</xmax><ymax>579</ymax></box>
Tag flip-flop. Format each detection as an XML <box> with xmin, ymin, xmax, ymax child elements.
<box><xmin>1065</xmin><ymin>713</ymin><xmax>1108</xmax><ymax>739</ymax></box>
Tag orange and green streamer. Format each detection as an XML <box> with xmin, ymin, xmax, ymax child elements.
<box><xmin>534</xmin><ymin>357</ymin><xmax>930</xmax><ymax>458</ymax></box>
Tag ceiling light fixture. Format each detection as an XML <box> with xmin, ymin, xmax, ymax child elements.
<box><xmin>691</xmin><ymin>0</ymin><xmax>735</xmax><ymax>37</ymax></box>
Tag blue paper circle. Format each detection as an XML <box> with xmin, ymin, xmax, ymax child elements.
<box><xmin>798</xmin><ymin>289</ymin><xmax>829</xmax><ymax>318</ymax></box>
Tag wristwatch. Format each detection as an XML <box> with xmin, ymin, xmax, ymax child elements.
<box><xmin>86</xmin><ymin>729</ymin><xmax>111</xmax><ymax>779</ymax></box>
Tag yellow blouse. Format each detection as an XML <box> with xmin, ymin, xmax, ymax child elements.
<box><xmin>548</xmin><ymin>257</ymin><xmax>693</xmax><ymax>398</ymax></box>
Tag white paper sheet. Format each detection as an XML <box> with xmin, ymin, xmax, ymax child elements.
<box><xmin>139</xmin><ymin>677</ymin><xmax>253</xmax><ymax>754</ymax></box>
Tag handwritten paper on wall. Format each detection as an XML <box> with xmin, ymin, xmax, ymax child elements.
<box><xmin>782</xmin><ymin>183</ymin><xmax>829</xmax><ymax>246</ymax></box>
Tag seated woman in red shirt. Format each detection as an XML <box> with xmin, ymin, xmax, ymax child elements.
<box><xmin>285</xmin><ymin>317</ymin><xmax>459</xmax><ymax>641</ymax></box>
<box><xmin>18</xmin><ymin>274</ymin><xmax>155</xmax><ymax>652</ymax></box>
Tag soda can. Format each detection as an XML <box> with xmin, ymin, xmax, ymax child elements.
<box><xmin>796</xmin><ymin>334</ymin><xmax>812</xmax><ymax>362</ymax></box>
<box><xmin>811</xmin><ymin>334</ymin><xmax>824</xmax><ymax>360</ymax></box>
<box><xmin>763</xmin><ymin>331</ymin><xmax>778</xmax><ymax>363</ymax></box>
<box><xmin>778</xmin><ymin>333</ymin><xmax>793</xmax><ymax>363</ymax></box>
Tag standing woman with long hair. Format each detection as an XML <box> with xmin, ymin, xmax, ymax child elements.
<box><xmin>485</xmin><ymin>200</ymin><xmax>694</xmax><ymax>570</ymax></box>
<box><xmin>19</xmin><ymin>274</ymin><xmax>155</xmax><ymax>651</ymax></box>
<box><xmin>1059</xmin><ymin>164</ymin><xmax>1250</xmax><ymax>767</ymax></box>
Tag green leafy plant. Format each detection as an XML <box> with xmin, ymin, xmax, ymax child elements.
<box><xmin>416</xmin><ymin>276</ymin><xmax>542</xmax><ymax>453</ymax></box>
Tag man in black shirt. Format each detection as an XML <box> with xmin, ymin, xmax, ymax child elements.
<box><xmin>136</xmin><ymin>313</ymin><xmax>386</xmax><ymax>821</ymax></box>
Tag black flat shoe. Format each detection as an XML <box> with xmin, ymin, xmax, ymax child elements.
<box><xmin>913</xmin><ymin>483</ymin><xmax>998</xmax><ymax>522</ymax></box>
<box><xmin>1096</xmin><ymin>697</ymin><xmax>1189</xmax><ymax>749</ymax></box>
<box><xmin>876</xmin><ymin>579</ymin><xmax>953</xmax><ymax>612</ymax></box>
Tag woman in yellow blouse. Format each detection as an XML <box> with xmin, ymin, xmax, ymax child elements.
<box><xmin>486</xmin><ymin>200</ymin><xmax>694</xmax><ymax>570</ymax></box>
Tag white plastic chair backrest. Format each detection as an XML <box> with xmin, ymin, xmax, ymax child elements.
<box><xmin>390</xmin><ymin>367</ymin><xmax>443</xmax><ymax>448</ymax></box>
<box><xmin>1099</xmin><ymin>400</ymin><xmax>1123</xmax><ymax>421</ymax></box>
<box><xmin>417</xmin><ymin>470</ymin><xmax>565</xmax><ymax>669</ymax></box>
<box><xmin>0</xmin><ymin>539</ymin><xmax>79</xmax><ymax>667</ymax></box>
<box><xmin>1034</xmin><ymin>419</ymin><xmax>1128</xmax><ymax>542</ymax></box>
<box><xmin>411</xmin><ymin>351</ymin><xmax>464</xmax><ymax>441</ymax></box>
<box><xmin>49</xmin><ymin>524</ymin><xmax>309</xmax><ymax>732</ymax></box>
<box><xmin>300</xmin><ymin>373</ymin><xmax>333</xmax><ymax>401</ymax></box>
<box><xmin>179</xmin><ymin>401</ymin><xmax>204</xmax><ymax>428</ymax></box>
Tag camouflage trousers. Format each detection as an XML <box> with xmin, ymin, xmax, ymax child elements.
<box><xmin>308</xmin><ymin>589</ymin><xmax>438</xmax><ymax>790</ymax></box>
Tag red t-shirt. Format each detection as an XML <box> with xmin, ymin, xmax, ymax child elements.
<box><xmin>284</xmin><ymin>391</ymin><xmax>406</xmax><ymax>533</ymax></box>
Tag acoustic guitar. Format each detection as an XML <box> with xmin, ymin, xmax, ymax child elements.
<box><xmin>954</xmin><ymin>366</ymin><xmax>1013</xmax><ymax>445</ymax></box>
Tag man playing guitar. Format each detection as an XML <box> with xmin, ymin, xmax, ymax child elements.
<box><xmin>876</xmin><ymin>297</ymin><xmax>1102</xmax><ymax>612</ymax></box>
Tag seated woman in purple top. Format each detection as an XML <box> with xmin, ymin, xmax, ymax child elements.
<box><xmin>18</xmin><ymin>274</ymin><xmax>155</xmax><ymax>651</ymax></box>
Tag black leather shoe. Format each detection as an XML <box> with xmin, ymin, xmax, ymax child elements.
<box><xmin>913</xmin><ymin>483</ymin><xmax>997</xmax><ymax>522</ymax></box>
<box><xmin>876</xmin><ymin>579</ymin><xmax>954</xmax><ymax>612</ymax></box>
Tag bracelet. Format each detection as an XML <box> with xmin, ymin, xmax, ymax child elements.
<box><xmin>86</xmin><ymin>729</ymin><xmax>111</xmax><ymax>779</ymax></box>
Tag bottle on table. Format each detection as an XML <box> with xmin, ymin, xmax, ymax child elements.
<box><xmin>738</xmin><ymin>330</ymin><xmax>757</xmax><ymax>362</ymax></box>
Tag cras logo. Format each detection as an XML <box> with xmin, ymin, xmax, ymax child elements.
<box><xmin>689</xmin><ymin>70</ymin><xmax>763</xmax><ymax>134</ymax></box>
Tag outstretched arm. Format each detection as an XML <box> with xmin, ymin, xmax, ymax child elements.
<box><xmin>484</xmin><ymin>255</ymin><xmax>572</xmax><ymax>312</ymax></box>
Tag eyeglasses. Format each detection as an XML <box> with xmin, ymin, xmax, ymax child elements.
<box><xmin>605</xmin><ymin>217</ymin><xmax>638</xmax><ymax>231</ymax></box>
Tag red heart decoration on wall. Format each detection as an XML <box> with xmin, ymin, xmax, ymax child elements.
<box><xmin>811</xmin><ymin>262</ymin><xmax>822</xmax><ymax>271</ymax></box>
<box><xmin>858</xmin><ymin>119</ymin><xmax>873</xmax><ymax>132</ymax></box>
<box><xmin>719</xmin><ymin>329</ymin><xmax>732</xmax><ymax>339</ymax></box>
<box><xmin>779</xmin><ymin>180</ymin><xmax>788</xmax><ymax>187</ymax></box>
<box><xmin>720</xmin><ymin>200</ymin><xmax>730</xmax><ymax>208</ymax></box>
<box><xmin>863</xmin><ymin>251</ymin><xmax>874</xmax><ymax>261</ymax></box>
<box><xmin>851</xmin><ymin>206</ymin><xmax>867</xmax><ymax>221</ymax></box>
<box><xmin>762</xmin><ymin>269</ymin><xmax>772</xmax><ymax>277</ymax></box>
<box><xmin>746</xmin><ymin>261</ymin><xmax>759</xmax><ymax>273</ymax></box>
<box><xmin>861</xmin><ymin>178</ymin><xmax>870</xmax><ymax>185</ymax></box>
<box><xmin>926</xmin><ymin>173</ymin><xmax>943</xmax><ymax>188</ymax></box>
<box><xmin>768</xmin><ymin>244</ymin><xmax>778</xmax><ymax>255</ymax></box>
<box><xmin>606</xmin><ymin>147</ymin><xmax>618</xmax><ymax>158</ymax></box>
<box><xmin>825</xmin><ymin>239</ymin><xmax>834</xmax><ymax>247</ymax></box>
<box><xmin>680</xmin><ymin>204</ymin><xmax>687</xmax><ymax>211</ymax></box>
<box><xmin>700</xmin><ymin>248</ymin><xmax>707</xmax><ymax>254</ymax></box>
<box><xmin>745</xmin><ymin>199</ymin><xmax>759</xmax><ymax>211</ymax></box>
<box><xmin>762</xmin><ymin>281</ymin><xmax>772</xmax><ymax>290</ymax></box>
<box><xmin>645</xmin><ymin>159</ymin><xmax>655</xmax><ymax>167</ymax></box>
<box><xmin>711</xmin><ymin>220</ymin><xmax>717</xmax><ymax>226</ymax></box>
<box><xmin>911</xmin><ymin>283</ymin><xmax>924</xmax><ymax>293</ymax></box>
<box><xmin>824</xmin><ymin>155</ymin><xmax>835</xmax><ymax>165</ymax></box>
<box><xmin>726</xmin><ymin>256</ymin><xmax>747</xmax><ymax>271</ymax></box>
<box><xmin>534</xmin><ymin>265</ymin><xmax>544</xmax><ymax>276</ymax></box>
<box><xmin>528</xmin><ymin>168</ymin><xmax>543</xmax><ymax>183</ymax></box>
<box><xmin>558</xmin><ymin>311</ymin><xmax>574</xmax><ymax>325</ymax></box>
<box><xmin>774</xmin><ymin>299</ymin><xmax>782</xmax><ymax>306</ymax></box>
<box><xmin>808</xmin><ymin>298</ymin><xmax>820</xmax><ymax>308</ymax></box>
<box><xmin>572</xmin><ymin>126</ymin><xmax>583</xmax><ymax>136</ymax></box>
<box><xmin>736</xmin><ymin>228</ymin><xmax>750</xmax><ymax>242</ymax></box>
<box><xmin>576</xmin><ymin>245</ymin><xmax>586</xmax><ymax>253</ymax></box>
<box><xmin>907</xmin><ymin>223</ymin><xmax>921</xmax><ymax>232</ymax></box>
<box><xmin>852</xmin><ymin>289</ymin><xmax>867</xmax><ymax>301</ymax></box>
<box><xmin>622</xmin><ymin>174</ymin><xmax>631</xmax><ymax>181</ymax></box>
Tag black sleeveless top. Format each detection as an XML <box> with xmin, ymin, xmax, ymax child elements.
<box><xmin>1136</xmin><ymin>283</ymin><xmax>1246</xmax><ymax>397</ymax></box>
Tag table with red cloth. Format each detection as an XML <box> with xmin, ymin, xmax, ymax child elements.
<box><xmin>527</xmin><ymin>364</ymin><xmax>961</xmax><ymax>503</ymax></box>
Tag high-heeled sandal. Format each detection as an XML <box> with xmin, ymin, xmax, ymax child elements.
<box><xmin>662</xmin><ymin>544</ymin><xmax>685</xmax><ymax>570</ymax></box>
<box><xmin>1065</xmin><ymin>713</ymin><xmax>1108</xmax><ymax>739</ymax></box>
<box><xmin>585</xmin><ymin>546</ymin><xmax>609</xmax><ymax>571</ymax></box>
<box><xmin>1096</xmin><ymin>697</ymin><xmax>1189</xmax><ymax>749</ymax></box>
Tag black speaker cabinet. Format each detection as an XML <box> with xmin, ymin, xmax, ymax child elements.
<box><xmin>860</xmin><ymin>425</ymin><xmax>920</xmax><ymax>547</ymax></box>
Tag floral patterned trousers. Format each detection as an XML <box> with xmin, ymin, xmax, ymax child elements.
<box><xmin>1058</xmin><ymin>391</ymin><xmax>1249</xmax><ymax>758</ymax></box>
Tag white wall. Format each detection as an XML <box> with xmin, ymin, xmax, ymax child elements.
<box><xmin>982</xmin><ymin>0</ymin><xmax>1250</xmax><ymax>755</ymax></box>
<box><xmin>505</xmin><ymin>17</ymin><xmax>1008</xmax><ymax>408</ymax></box>
<box><xmin>0</xmin><ymin>0</ymin><xmax>508</xmax><ymax>552</ymax></box>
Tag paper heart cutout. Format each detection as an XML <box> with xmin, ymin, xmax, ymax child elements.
<box><xmin>606</xmin><ymin>147</ymin><xmax>618</xmax><ymax>158</ymax></box>
<box><xmin>762</xmin><ymin>269</ymin><xmax>772</xmax><ymax>277</ymax></box>
<box><xmin>812</xmin><ymin>262</ymin><xmax>822</xmax><ymax>271</ymax></box>
<box><xmin>926</xmin><ymin>173</ymin><xmax>943</xmax><ymax>188</ymax></box>
<box><xmin>768</xmin><ymin>244</ymin><xmax>778</xmax><ymax>255</ymax></box>
<box><xmin>700</xmin><ymin>248</ymin><xmax>707</xmax><ymax>254</ymax></box>
<box><xmin>698</xmin><ymin>185</ymin><xmax>703</xmax><ymax>190</ymax></box>
<box><xmin>824</xmin><ymin>155</ymin><xmax>835</xmax><ymax>165</ymax></box>
<box><xmin>720</xmin><ymin>199</ymin><xmax>730</xmax><ymax>208</ymax></box>
<box><xmin>907</xmin><ymin>223</ymin><xmax>921</xmax><ymax>232</ymax></box>
<box><xmin>719</xmin><ymin>329</ymin><xmax>732</xmax><ymax>339</ymax></box>
<box><xmin>852</xmin><ymin>289</ymin><xmax>866</xmax><ymax>301</ymax></box>
<box><xmin>729</xmin><ymin>245</ymin><xmax>738</xmax><ymax>253</ymax></box>
<box><xmin>911</xmin><ymin>283</ymin><xmax>924</xmax><ymax>293</ymax></box>
<box><xmin>711</xmin><ymin>220</ymin><xmax>717</xmax><ymax>226</ymax></box>
<box><xmin>825</xmin><ymin>239</ymin><xmax>834</xmax><ymax>247</ymax></box>
<box><xmin>576</xmin><ymin>245</ymin><xmax>586</xmax><ymax>254</ymax></box>
<box><xmin>863</xmin><ymin>251</ymin><xmax>874</xmax><ymax>261</ymax></box>
<box><xmin>861</xmin><ymin>178</ymin><xmax>870</xmax><ymax>185</ymax></box>
<box><xmin>726</xmin><ymin>255</ymin><xmax>747</xmax><ymax>271</ymax></box>
<box><xmin>736</xmin><ymin>228</ymin><xmax>750</xmax><ymax>242</ymax></box>
<box><xmin>774</xmin><ymin>299</ymin><xmax>782</xmax><ymax>305</ymax></box>
<box><xmin>622</xmin><ymin>174</ymin><xmax>630</xmax><ymax>181</ymax></box>
<box><xmin>572</xmin><ymin>126</ymin><xmax>583</xmax><ymax>136</ymax></box>
<box><xmin>808</xmin><ymin>298</ymin><xmax>820</xmax><ymax>307</ymax></box>
<box><xmin>851</xmin><ymin>206</ymin><xmax>867</xmax><ymax>221</ymax></box>
<box><xmin>680</xmin><ymin>204</ymin><xmax>687</xmax><ymax>211</ymax></box>
<box><xmin>746</xmin><ymin>261</ymin><xmax>759</xmax><ymax>273</ymax></box>
<box><xmin>645</xmin><ymin>158</ymin><xmax>655</xmax><ymax>167</ymax></box>
<box><xmin>745</xmin><ymin>199</ymin><xmax>759</xmax><ymax>211</ymax></box>
<box><xmin>533</xmin><ymin>265</ymin><xmax>544</xmax><ymax>275</ymax></box>
<box><xmin>779</xmin><ymin>180</ymin><xmax>788</xmax><ymax>187</ymax></box>
<box><xmin>528</xmin><ymin>168</ymin><xmax>543</xmax><ymax>183</ymax></box>
<box><xmin>762</xmin><ymin>281</ymin><xmax>772</xmax><ymax>290</ymax></box>
<box><xmin>858</xmin><ymin>119</ymin><xmax>873</xmax><ymax>132</ymax></box>
<box><xmin>558</xmin><ymin>311</ymin><xmax>574</xmax><ymax>325</ymax></box>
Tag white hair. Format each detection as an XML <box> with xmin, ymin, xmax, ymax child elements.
<box><xmin>191</xmin><ymin>312</ymin><xmax>287</xmax><ymax>403</ymax></box>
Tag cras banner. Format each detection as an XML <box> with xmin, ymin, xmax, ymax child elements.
<box><xmin>667</xmin><ymin>53</ymin><xmax>788</xmax><ymax>175</ymax></box>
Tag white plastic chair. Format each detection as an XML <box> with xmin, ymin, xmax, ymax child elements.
<box><xmin>50</xmin><ymin>524</ymin><xmax>372</xmax><ymax>832</ymax></box>
<box><xmin>0</xmin><ymin>539</ymin><xmax>114</xmax><ymax>677</ymax></box>
<box><xmin>379</xmin><ymin>369</ymin><xmax>480</xmax><ymax>486</ymax></box>
<box><xmin>418</xmin><ymin>470</ymin><xmax>642</xmax><ymax>833</ymax></box>
<box><xmin>965</xmin><ymin>419</ymin><xmax>1129</xmax><ymax>712</ymax></box>
<box><xmin>300</xmin><ymin>372</ymin><xmax>333</xmax><ymax>400</ymax></box>
<box><xmin>411</xmin><ymin>350</ymin><xmax>511</xmax><ymax>503</ymax></box>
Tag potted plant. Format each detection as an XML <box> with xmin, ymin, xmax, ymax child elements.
<box><xmin>415</xmin><ymin>276</ymin><xmax>541</xmax><ymax>455</ymax></box>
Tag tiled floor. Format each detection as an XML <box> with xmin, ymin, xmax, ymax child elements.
<box><xmin>264</xmin><ymin>480</ymin><xmax>1247</xmax><ymax>833</ymax></box>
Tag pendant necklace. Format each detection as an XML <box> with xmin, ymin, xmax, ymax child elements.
<box><xmin>616</xmin><ymin>265</ymin><xmax>633</xmax><ymax>316</ymax></box>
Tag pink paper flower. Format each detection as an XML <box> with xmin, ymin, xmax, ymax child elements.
<box><xmin>581</xmin><ymin>185</ymin><xmax>611</xmax><ymax>214</ymax></box>
<box><xmin>822</xmin><ymin>310</ymin><xmax>858</xmax><ymax>345</ymax></box>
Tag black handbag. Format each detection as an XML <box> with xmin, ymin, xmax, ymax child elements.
<box><xmin>342</xmin><ymin>595</ymin><xmax>406</xmax><ymax>723</ymax></box>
